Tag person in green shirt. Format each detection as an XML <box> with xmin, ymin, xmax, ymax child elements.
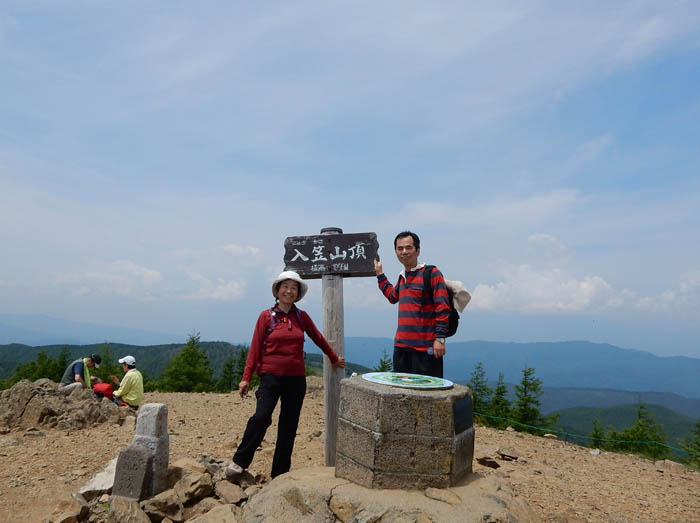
<box><xmin>110</xmin><ymin>355</ymin><xmax>144</xmax><ymax>408</ymax></box>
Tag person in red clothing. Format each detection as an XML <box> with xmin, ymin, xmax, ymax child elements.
<box><xmin>374</xmin><ymin>231</ymin><xmax>451</xmax><ymax>378</ymax></box>
<box><xmin>227</xmin><ymin>270</ymin><xmax>345</xmax><ymax>480</ymax></box>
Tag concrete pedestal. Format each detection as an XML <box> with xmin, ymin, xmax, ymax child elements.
<box><xmin>335</xmin><ymin>375</ymin><xmax>474</xmax><ymax>489</ymax></box>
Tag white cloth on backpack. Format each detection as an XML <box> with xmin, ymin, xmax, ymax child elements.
<box><xmin>445</xmin><ymin>279</ymin><xmax>471</xmax><ymax>313</ymax></box>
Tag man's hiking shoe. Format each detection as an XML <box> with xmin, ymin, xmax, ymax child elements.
<box><xmin>226</xmin><ymin>461</ymin><xmax>244</xmax><ymax>478</ymax></box>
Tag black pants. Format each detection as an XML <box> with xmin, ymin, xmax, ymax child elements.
<box><xmin>233</xmin><ymin>374</ymin><xmax>306</xmax><ymax>478</ymax></box>
<box><xmin>393</xmin><ymin>346</ymin><xmax>443</xmax><ymax>378</ymax></box>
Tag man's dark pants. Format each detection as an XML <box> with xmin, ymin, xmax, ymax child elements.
<box><xmin>233</xmin><ymin>374</ymin><xmax>306</xmax><ymax>478</ymax></box>
<box><xmin>393</xmin><ymin>346</ymin><xmax>443</xmax><ymax>378</ymax></box>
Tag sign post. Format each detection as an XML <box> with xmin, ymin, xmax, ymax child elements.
<box><xmin>284</xmin><ymin>228</ymin><xmax>378</xmax><ymax>466</ymax></box>
<box><xmin>320</xmin><ymin>227</ymin><xmax>343</xmax><ymax>466</ymax></box>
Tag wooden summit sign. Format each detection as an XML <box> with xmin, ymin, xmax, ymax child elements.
<box><xmin>284</xmin><ymin>232</ymin><xmax>378</xmax><ymax>278</ymax></box>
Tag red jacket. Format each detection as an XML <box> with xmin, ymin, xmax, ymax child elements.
<box><xmin>242</xmin><ymin>305</ymin><xmax>339</xmax><ymax>382</ymax></box>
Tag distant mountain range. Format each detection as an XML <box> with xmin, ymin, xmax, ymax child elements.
<box><xmin>343</xmin><ymin>337</ymin><xmax>700</xmax><ymax>399</ymax></box>
<box><xmin>2</xmin><ymin>315</ymin><xmax>699</xmax><ymax>417</ymax></box>
<box><xmin>0</xmin><ymin>313</ymin><xmax>180</xmax><ymax>346</ymax></box>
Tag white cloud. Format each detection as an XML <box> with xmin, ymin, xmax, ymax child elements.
<box><xmin>634</xmin><ymin>271</ymin><xmax>700</xmax><ymax>313</ymax></box>
<box><xmin>527</xmin><ymin>233</ymin><xmax>570</xmax><ymax>264</ymax></box>
<box><xmin>563</xmin><ymin>134</ymin><xmax>616</xmax><ymax>177</ymax></box>
<box><xmin>222</xmin><ymin>244</ymin><xmax>262</xmax><ymax>258</ymax></box>
<box><xmin>184</xmin><ymin>271</ymin><xmax>246</xmax><ymax>301</ymax></box>
<box><xmin>471</xmin><ymin>264</ymin><xmax>619</xmax><ymax>313</ymax></box>
<box><xmin>613</xmin><ymin>16</ymin><xmax>673</xmax><ymax>65</ymax></box>
<box><xmin>55</xmin><ymin>260</ymin><xmax>163</xmax><ymax>301</ymax></box>
<box><xmin>111</xmin><ymin>260</ymin><xmax>162</xmax><ymax>286</ymax></box>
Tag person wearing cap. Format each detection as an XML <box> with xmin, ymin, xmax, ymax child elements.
<box><xmin>58</xmin><ymin>354</ymin><xmax>102</xmax><ymax>394</ymax></box>
<box><xmin>110</xmin><ymin>355</ymin><xmax>144</xmax><ymax>408</ymax></box>
<box><xmin>227</xmin><ymin>270</ymin><xmax>346</xmax><ymax>480</ymax></box>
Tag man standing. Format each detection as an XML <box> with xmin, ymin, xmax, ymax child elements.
<box><xmin>374</xmin><ymin>231</ymin><xmax>450</xmax><ymax>378</ymax></box>
<box><xmin>58</xmin><ymin>354</ymin><xmax>102</xmax><ymax>394</ymax></box>
<box><xmin>110</xmin><ymin>355</ymin><xmax>144</xmax><ymax>409</ymax></box>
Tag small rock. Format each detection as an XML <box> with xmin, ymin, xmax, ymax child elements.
<box><xmin>174</xmin><ymin>472</ymin><xmax>214</xmax><ymax>504</ymax></box>
<box><xmin>140</xmin><ymin>488</ymin><xmax>183</xmax><ymax>522</ymax></box>
<box><xmin>497</xmin><ymin>448</ymin><xmax>519</xmax><ymax>461</ymax></box>
<box><xmin>183</xmin><ymin>497</ymin><xmax>222</xmax><ymax>520</ymax></box>
<box><xmin>109</xmin><ymin>495</ymin><xmax>150</xmax><ymax>523</ymax></box>
<box><xmin>187</xmin><ymin>504</ymin><xmax>237</xmax><ymax>523</ymax></box>
<box><xmin>215</xmin><ymin>480</ymin><xmax>246</xmax><ymax>504</ymax></box>
<box><xmin>244</xmin><ymin>485</ymin><xmax>261</xmax><ymax>498</ymax></box>
<box><xmin>476</xmin><ymin>456</ymin><xmax>500</xmax><ymax>469</ymax></box>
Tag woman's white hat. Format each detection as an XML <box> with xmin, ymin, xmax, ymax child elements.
<box><xmin>271</xmin><ymin>270</ymin><xmax>308</xmax><ymax>302</ymax></box>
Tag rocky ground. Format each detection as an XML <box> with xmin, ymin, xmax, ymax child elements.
<box><xmin>1</xmin><ymin>377</ymin><xmax>699</xmax><ymax>522</ymax></box>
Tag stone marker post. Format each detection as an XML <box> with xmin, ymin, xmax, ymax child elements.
<box><xmin>111</xmin><ymin>445</ymin><xmax>154</xmax><ymax>500</ymax></box>
<box><xmin>130</xmin><ymin>403</ymin><xmax>169</xmax><ymax>497</ymax></box>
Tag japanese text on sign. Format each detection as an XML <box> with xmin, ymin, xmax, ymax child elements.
<box><xmin>284</xmin><ymin>232</ymin><xmax>378</xmax><ymax>279</ymax></box>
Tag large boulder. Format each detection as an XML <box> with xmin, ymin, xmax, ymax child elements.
<box><xmin>0</xmin><ymin>378</ymin><xmax>133</xmax><ymax>430</ymax></box>
<box><xmin>242</xmin><ymin>466</ymin><xmax>538</xmax><ymax>523</ymax></box>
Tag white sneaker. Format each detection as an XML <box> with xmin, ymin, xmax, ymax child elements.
<box><xmin>226</xmin><ymin>462</ymin><xmax>244</xmax><ymax>478</ymax></box>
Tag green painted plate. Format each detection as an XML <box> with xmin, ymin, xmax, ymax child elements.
<box><xmin>361</xmin><ymin>372</ymin><xmax>454</xmax><ymax>389</ymax></box>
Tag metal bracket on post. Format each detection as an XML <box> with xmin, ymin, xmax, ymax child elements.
<box><xmin>321</xmin><ymin>226</ymin><xmax>345</xmax><ymax>466</ymax></box>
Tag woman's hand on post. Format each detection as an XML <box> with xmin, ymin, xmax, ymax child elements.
<box><xmin>238</xmin><ymin>380</ymin><xmax>250</xmax><ymax>398</ymax></box>
<box><xmin>332</xmin><ymin>357</ymin><xmax>346</xmax><ymax>370</ymax></box>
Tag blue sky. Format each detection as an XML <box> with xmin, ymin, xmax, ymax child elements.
<box><xmin>1</xmin><ymin>2</ymin><xmax>699</xmax><ymax>357</ymax></box>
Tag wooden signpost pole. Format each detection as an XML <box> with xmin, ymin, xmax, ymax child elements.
<box><xmin>320</xmin><ymin>227</ymin><xmax>344</xmax><ymax>466</ymax></box>
<box><xmin>283</xmin><ymin>228</ymin><xmax>378</xmax><ymax>466</ymax></box>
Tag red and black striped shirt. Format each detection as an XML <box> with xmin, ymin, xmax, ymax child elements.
<box><xmin>377</xmin><ymin>264</ymin><xmax>451</xmax><ymax>351</ymax></box>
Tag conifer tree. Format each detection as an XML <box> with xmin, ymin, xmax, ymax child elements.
<box><xmin>468</xmin><ymin>362</ymin><xmax>492</xmax><ymax>421</ymax></box>
<box><xmin>235</xmin><ymin>348</ymin><xmax>248</xmax><ymax>384</ymax></box>
<box><xmin>681</xmin><ymin>418</ymin><xmax>700</xmax><ymax>469</ymax></box>
<box><xmin>613</xmin><ymin>404</ymin><xmax>669</xmax><ymax>460</ymax></box>
<box><xmin>374</xmin><ymin>349</ymin><xmax>393</xmax><ymax>372</ymax></box>
<box><xmin>215</xmin><ymin>353</ymin><xmax>238</xmax><ymax>392</ymax></box>
<box><xmin>92</xmin><ymin>344</ymin><xmax>121</xmax><ymax>383</ymax></box>
<box><xmin>157</xmin><ymin>333</ymin><xmax>214</xmax><ymax>392</ymax></box>
<box><xmin>11</xmin><ymin>351</ymin><xmax>55</xmax><ymax>383</ymax></box>
<box><xmin>590</xmin><ymin>418</ymin><xmax>607</xmax><ymax>449</ymax></box>
<box><xmin>514</xmin><ymin>367</ymin><xmax>542</xmax><ymax>432</ymax></box>
<box><xmin>513</xmin><ymin>367</ymin><xmax>558</xmax><ymax>434</ymax></box>
<box><xmin>52</xmin><ymin>347</ymin><xmax>71</xmax><ymax>382</ymax></box>
<box><xmin>487</xmin><ymin>372</ymin><xmax>512</xmax><ymax>428</ymax></box>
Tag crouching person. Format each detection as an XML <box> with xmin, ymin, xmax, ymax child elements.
<box><xmin>58</xmin><ymin>354</ymin><xmax>102</xmax><ymax>394</ymax></box>
<box><xmin>110</xmin><ymin>355</ymin><xmax>143</xmax><ymax>409</ymax></box>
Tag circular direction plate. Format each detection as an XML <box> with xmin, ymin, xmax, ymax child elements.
<box><xmin>361</xmin><ymin>372</ymin><xmax>454</xmax><ymax>389</ymax></box>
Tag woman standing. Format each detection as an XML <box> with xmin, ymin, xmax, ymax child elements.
<box><xmin>227</xmin><ymin>270</ymin><xmax>345</xmax><ymax>479</ymax></box>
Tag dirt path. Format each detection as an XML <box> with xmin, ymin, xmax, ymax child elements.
<box><xmin>1</xmin><ymin>378</ymin><xmax>698</xmax><ymax>522</ymax></box>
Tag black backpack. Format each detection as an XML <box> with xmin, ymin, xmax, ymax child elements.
<box><xmin>422</xmin><ymin>265</ymin><xmax>459</xmax><ymax>337</ymax></box>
